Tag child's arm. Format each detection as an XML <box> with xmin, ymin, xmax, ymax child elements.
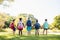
<box><xmin>41</xmin><ymin>25</ymin><xmax>44</xmax><ymax>29</ymax></box>
<box><xmin>48</xmin><ymin>23</ymin><xmax>49</xmax><ymax>28</ymax></box>
<box><xmin>39</xmin><ymin>24</ymin><xmax>40</xmax><ymax>28</ymax></box>
<box><xmin>17</xmin><ymin>23</ymin><xmax>19</xmax><ymax>29</ymax></box>
<box><xmin>9</xmin><ymin>22</ymin><xmax>12</xmax><ymax>28</ymax></box>
<box><xmin>22</xmin><ymin>23</ymin><xmax>25</xmax><ymax>28</ymax></box>
<box><xmin>33</xmin><ymin>24</ymin><xmax>35</xmax><ymax>27</ymax></box>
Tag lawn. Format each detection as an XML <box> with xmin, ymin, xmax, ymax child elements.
<box><xmin>0</xmin><ymin>28</ymin><xmax>60</xmax><ymax>40</ymax></box>
<box><xmin>0</xmin><ymin>34</ymin><xmax>60</xmax><ymax>40</ymax></box>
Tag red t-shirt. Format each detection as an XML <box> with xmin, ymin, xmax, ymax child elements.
<box><xmin>10</xmin><ymin>22</ymin><xmax>14</xmax><ymax>29</ymax></box>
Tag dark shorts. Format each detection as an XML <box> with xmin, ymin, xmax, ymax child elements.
<box><xmin>44</xmin><ymin>28</ymin><xmax>48</xmax><ymax>30</ymax></box>
<box><xmin>35</xmin><ymin>28</ymin><xmax>39</xmax><ymax>30</ymax></box>
<box><xmin>35</xmin><ymin>27</ymin><xmax>40</xmax><ymax>30</ymax></box>
<box><xmin>13</xmin><ymin>28</ymin><xmax>16</xmax><ymax>31</ymax></box>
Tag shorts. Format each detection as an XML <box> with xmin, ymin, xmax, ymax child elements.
<box><xmin>44</xmin><ymin>28</ymin><xmax>48</xmax><ymax>30</ymax></box>
<box><xmin>35</xmin><ymin>28</ymin><xmax>39</xmax><ymax>30</ymax></box>
<box><xmin>35</xmin><ymin>27</ymin><xmax>40</xmax><ymax>30</ymax></box>
<box><xmin>27</xmin><ymin>26</ymin><xmax>31</xmax><ymax>31</ymax></box>
<box><xmin>12</xmin><ymin>28</ymin><xmax>16</xmax><ymax>31</ymax></box>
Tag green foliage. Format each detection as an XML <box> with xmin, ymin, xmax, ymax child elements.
<box><xmin>0</xmin><ymin>13</ymin><xmax>15</xmax><ymax>30</ymax></box>
<box><xmin>15</xmin><ymin>13</ymin><xmax>36</xmax><ymax>28</ymax></box>
<box><xmin>4</xmin><ymin>16</ymin><xmax>15</xmax><ymax>28</ymax></box>
<box><xmin>0</xmin><ymin>13</ymin><xmax>36</xmax><ymax>29</ymax></box>
<box><xmin>52</xmin><ymin>15</ymin><xmax>60</xmax><ymax>29</ymax></box>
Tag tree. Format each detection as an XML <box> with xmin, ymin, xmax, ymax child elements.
<box><xmin>52</xmin><ymin>15</ymin><xmax>60</xmax><ymax>29</ymax></box>
<box><xmin>28</xmin><ymin>14</ymin><xmax>36</xmax><ymax>25</ymax></box>
<box><xmin>0</xmin><ymin>13</ymin><xmax>9</xmax><ymax>30</ymax></box>
<box><xmin>15</xmin><ymin>13</ymin><xmax>36</xmax><ymax>28</ymax></box>
<box><xmin>15</xmin><ymin>13</ymin><xmax>27</xmax><ymax>26</ymax></box>
<box><xmin>0</xmin><ymin>13</ymin><xmax>14</xmax><ymax>30</ymax></box>
<box><xmin>4</xmin><ymin>16</ymin><xmax>15</xmax><ymax>28</ymax></box>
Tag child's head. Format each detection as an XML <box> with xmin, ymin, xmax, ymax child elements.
<box><xmin>19</xmin><ymin>18</ymin><xmax>22</xmax><ymax>21</ymax></box>
<box><xmin>45</xmin><ymin>19</ymin><xmax>47</xmax><ymax>21</ymax></box>
<box><xmin>36</xmin><ymin>19</ymin><xmax>38</xmax><ymax>22</ymax></box>
<box><xmin>28</xmin><ymin>17</ymin><xmax>30</xmax><ymax>20</ymax></box>
<box><xmin>13</xmin><ymin>19</ymin><xmax>15</xmax><ymax>22</ymax></box>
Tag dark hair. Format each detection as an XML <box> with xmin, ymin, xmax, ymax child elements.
<box><xmin>19</xmin><ymin>18</ymin><xmax>22</xmax><ymax>21</ymax></box>
<box><xmin>28</xmin><ymin>18</ymin><xmax>30</xmax><ymax>19</ymax></box>
<box><xmin>45</xmin><ymin>19</ymin><xmax>47</xmax><ymax>21</ymax></box>
<box><xmin>13</xmin><ymin>19</ymin><xmax>15</xmax><ymax>22</ymax></box>
<box><xmin>36</xmin><ymin>19</ymin><xmax>38</xmax><ymax>22</ymax></box>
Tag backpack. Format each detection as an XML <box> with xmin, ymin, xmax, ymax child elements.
<box><xmin>18</xmin><ymin>21</ymin><xmax>23</xmax><ymax>30</ymax></box>
<box><xmin>27</xmin><ymin>20</ymin><xmax>31</xmax><ymax>26</ymax></box>
<box><xmin>10</xmin><ymin>22</ymin><xmax>14</xmax><ymax>29</ymax></box>
<box><xmin>35</xmin><ymin>22</ymin><xmax>40</xmax><ymax>29</ymax></box>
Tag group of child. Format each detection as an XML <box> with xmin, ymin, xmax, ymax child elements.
<box><xmin>9</xmin><ymin>18</ymin><xmax>49</xmax><ymax>36</ymax></box>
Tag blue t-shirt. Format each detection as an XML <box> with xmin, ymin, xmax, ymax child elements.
<box><xmin>43</xmin><ymin>21</ymin><xmax>48</xmax><ymax>29</ymax></box>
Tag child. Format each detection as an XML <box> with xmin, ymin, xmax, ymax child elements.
<box><xmin>34</xmin><ymin>19</ymin><xmax>40</xmax><ymax>36</ymax></box>
<box><xmin>26</xmin><ymin>18</ymin><xmax>32</xmax><ymax>35</ymax></box>
<box><xmin>17</xmin><ymin>18</ymin><xmax>24</xmax><ymax>35</ymax></box>
<box><xmin>43</xmin><ymin>19</ymin><xmax>49</xmax><ymax>35</ymax></box>
<box><xmin>9</xmin><ymin>19</ymin><xmax>16</xmax><ymax>35</ymax></box>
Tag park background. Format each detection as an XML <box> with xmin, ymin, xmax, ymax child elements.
<box><xmin>0</xmin><ymin>0</ymin><xmax>60</xmax><ymax>40</ymax></box>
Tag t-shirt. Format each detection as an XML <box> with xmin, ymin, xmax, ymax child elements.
<box><xmin>43</xmin><ymin>21</ymin><xmax>49</xmax><ymax>29</ymax></box>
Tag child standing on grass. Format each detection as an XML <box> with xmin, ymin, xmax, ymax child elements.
<box><xmin>9</xmin><ymin>19</ymin><xmax>16</xmax><ymax>35</ymax></box>
<box><xmin>26</xmin><ymin>18</ymin><xmax>32</xmax><ymax>35</ymax></box>
<box><xmin>34</xmin><ymin>19</ymin><xmax>40</xmax><ymax>36</ymax></box>
<box><xmin>43</xmin><ymin>19</ymin><xmax>49</xmax><ymax>35</ymax></box>
<box><xmin>17</xmin><ymin>18</ymin><xmax>24</xmax><ymax>36</ymax></box>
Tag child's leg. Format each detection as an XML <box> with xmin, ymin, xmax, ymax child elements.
<box><xmin>28</xmin><ymin>31</ymin><xmax>30</xmax><ymax>35</ymax></box>
<box><xmin>46</xmin><ymin>30</ymin><xmax>47</xmax><ymax>35</ymax></box>
<box><xmin>28</xmin><ymin>31</ymin><xmax>31</xmax><ymax>35</ymax></box>
<box><xmin>27</xmin><ymin>27</ymin><xmax>31</xmax><ymax>35</ymax></box>
<box><xmin>35</xmin><ymin>29</ymin><xmax>39</xmax><ymax>35</ymax></box>
<box><xmin>19</xmin><ymin>30</ymin><xmax>20</xmax><ymax>35</ymax></box>
<box><xmin>43</xmin><ymin>29</ymin><xmax>45</xmax><ymax>35</ymax></box>
<box><xmin>13</xmin><ymin>29</ymin><xmax>15</xmax><ymax>35</ymax></box>
<box><xmin>27</xmin><ymin>27</ymin><xmax>29</xmax><ymax>35</ymax></box>
<box><xmin>37</xmin><ymin>29</ymin><xmax>39</xmax><ymax>35</ymax></box>
<box><xmin>13</xmin><ymin>31</ymin><xmax>15</xmax><ymax>35</ymax></box>
<box><xmin>21</xmin><ymin>30</ymin><xmax>22</xmax><ymax>35</ymax></box>
<box><xmin>28</xmin><ymin>31</ymin><xmax>29</xmax><ymax>35</ymax></box>
<box><xmin>29</xmin><ymin>31</ymin><xmax>31</xmax><ymax>35</ymax></box>
<box><xmin>36</xmin><ymin>30</ymin><xmax>38</xmax><ymax>35</ymax></box>
<box><xmin>35</xmin><ymin>30</ymin><xmax>37</xmax><ymax>35</ymax></box>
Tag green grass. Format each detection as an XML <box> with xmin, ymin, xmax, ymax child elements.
<box><xmin>0</xmin><ymin>34</ymin><xmax>60</xmax><ymax>40</ymax></box>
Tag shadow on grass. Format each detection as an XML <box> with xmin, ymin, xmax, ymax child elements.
<box><xmin>0</xmin><ymin>34</ymin><xmax>60</xmax><ymax>40</ymax></box>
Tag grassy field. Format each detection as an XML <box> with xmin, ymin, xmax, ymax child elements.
<box><xmin>0</xmin><ymin>28</ymin><xmax>60</xmax><ymax>40</ymax></box>
<box><xmin>0</xmin><ymin>34</ymin><xmax>60</xmax><ymax>40</ymax></box>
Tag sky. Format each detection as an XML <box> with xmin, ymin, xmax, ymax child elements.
<box><xmin>0</xmin><ymin>0</ymin><xmax>60</xmax><ymax>24</ymax></box>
